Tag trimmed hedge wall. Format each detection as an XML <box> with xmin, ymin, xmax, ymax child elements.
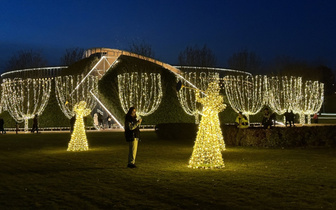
<box><xmin>155</xmin><ymin>123</ymin><xmax>336</xmax><ymax>148</ymax></box>
<box><xmin>98</xmin><ymin>55</ymin><xmax>194</xmax><ymax>125</ymax></box>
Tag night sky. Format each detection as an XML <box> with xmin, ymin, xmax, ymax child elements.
<box><xmin>1</xmin><ymin>0</ymin><xmax>336</xmax><ymax>73</ymax></box>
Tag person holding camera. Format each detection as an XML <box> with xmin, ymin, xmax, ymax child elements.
<box><xmin>124</xmin><ymin>107</ymin><xmax>142</xmax><ymax>168</ymax></box>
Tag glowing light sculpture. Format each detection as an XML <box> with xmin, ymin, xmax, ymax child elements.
<box><xmin>265</xmin><ymin>76</ymin><xmax>303</xmax><ymax>123</ymax></box>
<box><xmin>118</xmin><ymin>72</ymin><xmax>162</xmax><ymax>116</ymax></box>
<box><xmin>292</xmin><ymin>80</ymin><xmax>324</xmax><ymax>124</ymax></box>
<box><xmin>176</xmin><ymin>71</ymin><xmax>219</xmax><ymax>123</ymax></box>
<box><xmin>55</xmin><ymin>74</ymin><xmax>98</xmax><ymax>119</ymax></box>
<box><xmin>188</xmin><ymin>81</ymin><xmax>226</xmax><ymax>169</ymax></box>
<box><xmin>67</xmin><ymin>101</ymin><xmax>91</xmax><ymax>151</ymax></box>
<box><xmin>223</xmin><ymin>75</ymin><xmax>264</xmax><ymax>124</ymax></box>
<box><xmin>1</xmin><ymin>78</ymin><xmax>51</xmax><ymax>131</ymax></box>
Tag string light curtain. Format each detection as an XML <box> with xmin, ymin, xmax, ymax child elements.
<box><xmin>118</xmin><ymin>72</ymin><xmax>162</xmax><ymax>116</ymax></box>
<box><xmin>223</xmin><ymin>75</ymin><xmax>265</xmax><ymax>123</ymax></box>
<box><xmin>0</xmin><ymin>86</ymin><xmax>6</xmax><ymax>114</ymax></box>
<box><xmin>265</xmin><ymin>76</ymin><xmax>302</xmax><ymax>123</ymax></box>
<box><xmin>292</xmin><ymin>80</ymin><xmax>324</xmax><ymax>124</ymax></box>
<box><xmin>1</xmin><ymin>78</ymin><xmax>51</xmax><ymax>131</ymax></box>
<box><xmin>176</xmin><ymin>71</ymin><xmax>219</xmax><ymax>124</ymax></box>
<box><xmin>55</xmin><ymin>74</ymin><xmax>98</xmax><ymax>119</ymax></box>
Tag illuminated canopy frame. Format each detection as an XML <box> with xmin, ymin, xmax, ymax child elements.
<box><xmin>176</xmin><ymin>71</ymin><xmax>218</xmax><ymax>123</ymax></box>
<box><xmin>265</xmin><ymin>76</ymin><xmax>302</xmax><ymax>123</ymax></box>
<box><xmin>118</xmin><ymin>72</ymin><xmax>163</xmax><ymax>116</ymax></box>
<box><xmin>1</xmin><ymin>77</ymin><xmax>52</xmax><ymax>131</ymax></box>
<box><xmin>0</xmin><ymin>48</ymin><xmax>255</xmax><ymax>130</ymax></box>
<box><xmin>292</xmin><ymin>80</ymin><xmax>324</xmax><ymax>124</ymax></box>
<box><xmin>55</xmin><ymin>74</ymin><xmax>98</xmax><ymax>119</ymax></box>
<box><xmin>175</xmin><ymin>66</ymin><xmax>252</xmax><ymax>124</ymax></box>
<box><xmin>223</xmin><ymin>75</ymin><xmax>265</xmax><ymax>123</ymax></box>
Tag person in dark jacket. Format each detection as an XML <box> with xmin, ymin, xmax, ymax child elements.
<box><xmin>70</xmin><ymin>115</ymin><xmax>76</xmax><ymax>134</ymax></box>
<box><xmin>124</xmin><ymin>107</ymin><xmax>142</xmax><ymax>168</ymax></box>
<box><xmin>0</xmin><ymin>118</ymin><xmax>6</xmax><ymax>134</ymax></box>
<box><xmin>31</xmin><ymin>114</ymin><xmax>39</xmax><ymax>133</ymax></box>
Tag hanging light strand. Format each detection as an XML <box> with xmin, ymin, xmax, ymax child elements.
<box><xmin>1</xmin><ymin>77</ymin><xmax>52</xmax><ymax>131</ymax></box>
<box><xmin>55</xmin><ymin>74</ymin><xmax>98</xmax><ymax>119</ymax></box>
<box><xmin>118</xmin><ymin>72</ymin><xmax>163</xmax><ymax>116</ymax></box>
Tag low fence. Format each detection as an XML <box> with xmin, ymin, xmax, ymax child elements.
<box><xmin>3</xmin><ymin>124</ymin><xmax>155</xmax><ymax>132</ymax></box>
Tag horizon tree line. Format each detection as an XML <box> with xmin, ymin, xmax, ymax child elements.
<box><xmin>3</xmin><ymin>43</ymin><xmax>336</xmax><ymax>96</ymax></box>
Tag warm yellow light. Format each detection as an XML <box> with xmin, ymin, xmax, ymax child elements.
<box><xmin>1</xmin><ymin>78</ymin><xmax>52</xmax><ymax>131</ymax></box>
<box><xmin>176</xmin><ymin>72</ymin><xmax>219</xmax><ymax>123</ymax></box>
<box><xmin>67</xmin><ymin>101</ymin><xmax>91</xmax><ymax>152</ymax></box>
<box><xmin>55</xmin><ymin>74</ymin><xmax>98</xmax><ymax>119</ymax></box>
<box><xmin>223</xmin><ymin>75</ymin><xmax>264</xmax><ymax>124</ymax></box>
<box><xmin>118</xmin><ymin>72</ymin><xmax>162</xmax><ymax>116</ymax></box>
<box><xmin>188</xmin><ymin>82</ymin><xmax>226</xmax><ymax>169</ymax></box>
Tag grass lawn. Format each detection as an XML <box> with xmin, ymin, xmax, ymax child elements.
<box><xmin>0</xmin><ymin>131</ymin><xmax>335</xmax><ymax>209</ymax></box>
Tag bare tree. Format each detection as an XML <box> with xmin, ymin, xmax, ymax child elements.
<box><xmin>129</xmin><ymin>41</ymin><xmax>155</xmax><ymax>58</ymax></box>
<box><xmin>227</xmin><ymin>50</ymin><xmax>263</xmax><ymax>74</ymax></box>
<box><xmin>274</xmin><ymin>57</ymin><xmax>336</xmax><ymax>96</ymax></box>
<box><xmin>60</xmin><ymin>48</ymin><xmax>84</xmax><ymax>66</ymax></box>
<box><xmin>6</xmin><ymin>50</ymin><xmax>48</xmax><ymax>71</ymax></box>
<box><xmin>178</xmin><ymin>45</ymin><xmax>217</xmax><ymax>67</ymax></box>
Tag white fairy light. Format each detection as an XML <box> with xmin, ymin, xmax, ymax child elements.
<box><xmin>265</xmin><ymin>76</ymin><xmax>303</xmax><ymax>123</ymax></box>
<box><xmin>118</xmin><ymin>72</ymin><xmax>163</xmax><ymax>116</ymax></box>
<box><xmin>174</xmin><ymin>66</ymin><xmax>252</xmax><ymax>76</ymax></box>
<box><xmin>292</xmin><ymin>80</ymin><xmax>324</xmax><ymax>124</ymax></box>
<box><xmin>264</xmin><ymin>76</ymin><xmax>324</xmax><ymax>125</ymax></box>
<box><xmin>303</xmin><ymin>81</ymin><xmax>324</xmax><ymax>124</ymax></box>
<box><xmin>1</xmin><ymin>77</ymin><xmax>52</xmax><ymax>131</ymax></box>
<box><xmin>89</xmin><ymin>90</ymin><xmax>124</xmax><ymax>129</ymax></box>
<box><xmin>55</xmin><ymin>74</ymin><xmax>98</xmax><ymax>119</ymax></box>
<box><xmin>176</xmin><ymin>71</ymin><xmax>218</xmax><ymax>123</ymax></box>
<box><xmin>223</xmin><ymin>75</ymin><xmax>265</xmax><ymax>123</ymax></box>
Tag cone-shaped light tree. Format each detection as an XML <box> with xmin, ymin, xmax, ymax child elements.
<box><xmin>67</xmin><ymin>101</ymin><xmax>91</xmax><ymax>151</ymax></box>
<box><xmin>188</xmin><ymin>81</ymin><xmax>227</xmax><ymax>169</ymax></box>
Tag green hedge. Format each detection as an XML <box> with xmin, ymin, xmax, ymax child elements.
<box><xmin>155</xmin><ymin>123</ymin><xmax>336</xmax><ymax>148</ymax></box>
<box><xmin>98</xmin><ymin>55</ymin><xmax>194</xmax><ymax>125</ymax></box>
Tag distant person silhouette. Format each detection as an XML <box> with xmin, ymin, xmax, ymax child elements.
<box><xmin>70</xmin><ymin>115</ymin><xmax>76</xmax><ymax>134</ymax></box>
<box><xmin>0</xmin><ymin>118</ymin><xmax>6</xmax><ymax>134</ymax></box>
<box><xmin>31</xmin><ymin>114</ymin><xmax>39</xmax><ymax>133</ymax></box>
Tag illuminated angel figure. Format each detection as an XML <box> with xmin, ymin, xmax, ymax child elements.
<box><xmin>67</xmin><ymin>101</ymin><xmax>91</xmax><ymax>152</ymax></box>
<box><xmin>188</xmin><ymin>82</ymin><xmax>227</xmax><ymax>169</ymax></box>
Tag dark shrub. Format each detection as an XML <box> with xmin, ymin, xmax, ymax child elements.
<box><xmin>155</xmin><ymin>123</ymin><xmax>197</xmax><ymax>140</ymax></box>
<box><xmin>156</xmin><ymin>123</ymin><xmax>336</xmax><ymax>148</ymax></box>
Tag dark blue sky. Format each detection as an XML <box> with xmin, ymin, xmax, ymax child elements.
<box><xmin>1</xmin><ymin>0</ymin><xmax>336</xmax><ymax>73</ymax></box>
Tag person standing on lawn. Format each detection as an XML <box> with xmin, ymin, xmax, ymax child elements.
<box><xmin>124</xmin><ymin>107</ymin><xmax>142</xmax><ymax>168</ymax></box>
<box><xmin>31</xmin><ymin>114</ymin><xmax>39</xmax><ymax>133</ymax></box>
<box><xmin>0</xmin><ymin>118</ymin><xmax>6</xmax><ymax>134</ymax></box>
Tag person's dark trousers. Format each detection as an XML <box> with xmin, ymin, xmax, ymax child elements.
<box><xmin>31</xmin><ymin>125</ymin><xmax>38</xmax><ymax>133</ymax></box>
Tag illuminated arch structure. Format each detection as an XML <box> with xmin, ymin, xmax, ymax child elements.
<box><xmin>0</xmin><ymin>47</ymin><xmax>253</xmax><ymax>129</ymax></box>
